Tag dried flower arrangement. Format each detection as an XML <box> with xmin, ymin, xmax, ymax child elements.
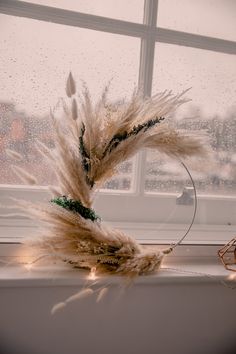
<box><xmin>11</xmin><ymin>73</ymin><xmax>207</xmax><ymax>277</ymax></box>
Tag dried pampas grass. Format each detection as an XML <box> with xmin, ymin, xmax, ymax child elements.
<box><xmin>96</xmin><ymin>287</ymin><xmax>108</xmax><ymax>303</ymax></box>
<box><xmin>11</xmin><ymin>165</ymin><xmax>38</xmax><ymax>185</ymax></box>
<box><xmin>5</xmin><ymin>149</ymin><xmax>22</xmax><ymax>161</ymax></box>
<box><xmin>13</xmin><ymin>73</ymin><xmax>208</xmax><ymax>277</ymax></box>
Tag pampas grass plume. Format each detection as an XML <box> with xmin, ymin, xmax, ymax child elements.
<box><xmin>71</xmin><ymin>98</ymin><xmax>78</xmax><ymax>120</ymax></box>
<box><xmin>65</xmin><ymin>288</ymin><xmax>94</xmax><ymax>304</ymax></box>
<box><xmin>96</xmin><ymin>287</ymin><xmax>108</xmax><ymax>303</ymax></box>
<box><xmin>51</xmin><ymin>302</ymin><xmax>66</xmax><ymax>315</ymax></box>
<box><xmin>66</xmin><ymin>72</ymin><xmax>76</xmax><ymax>98</ymax></box>
<box><xmin>48</xmin><ymin>185</ymin><xmax>62</xmax><ymax>197</ymax></box>
<box><xmin>12</xmin><ymin>165</ymin><xmax>38</xmax><ymax>185</ymax></box>
<box><xmin>5</xmin><ymin>149</ymin><xmax>22</xmax><ymax>161</ymax></box>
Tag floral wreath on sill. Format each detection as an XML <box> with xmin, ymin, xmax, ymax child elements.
<box><xmin>7</xmin><ymin>73</ymin><xmax>215</xmax><ymax>311</ymax></box>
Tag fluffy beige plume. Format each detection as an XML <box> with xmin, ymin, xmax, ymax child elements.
<box><xmin>65</xmin><ymin>72</ymin><xmax>76</xmax><ymax>98</ymax></box>
<box><xmin>71</xmin><ymin>98</ymin><xmax>78</xmax><ymax>120</ymax></box>
<box><xmin>15</xmin><ymin>73</ymin><xmax>209</xmax><ymax>277</ymax></box>
<box><xmin>65</xmin><ymin>288</ymin><xmax>94</xmax><ymax>303</ymax></box>
<box><xmin>11</xmin><ymin>165</ymin><xmax>37</xmax><ymax>185</ymax></box>
<box><xmin>51</xmin><ymin>288</ymin><xmax>93</xmax><ymax>315</ymax></box>
<box><xmin>48</xmin><ymin>185</ymin><xmax>62</xmax><ymax>197</ymax></box>
<box><xmin>36</xmin><ymin>124</ymin><xmax>92</xmax><ymax>206</ymax></box>
<box><xmin>96</xmin><ymin>287</ymin><xmax>108</xmax><ymax>303</ymax></box>
<box><xmin>144</xmin><ymin>126</ymin><xmax>206</xmax><ymax>158</ymax></box>
<box><xmin>5</xmin><ymin>149</ymin><xmax>22</xmax><ymax>161</ymax></box>
<box><xmin>74</xmin><ymin>88</ymin><xmax>206</xmax><ymax>185</ymax></box>
<box><xmin>51</xmin><ymin>302</ymin><xmax>66</xmax><ymax>315</ymax></box>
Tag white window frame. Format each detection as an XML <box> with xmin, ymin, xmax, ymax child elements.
<box><xmin>0</xmin><ymin>0</ymin><xmax>236</xmax><ymax>247</ymax></box>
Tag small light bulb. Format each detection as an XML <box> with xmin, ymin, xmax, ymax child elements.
<box><xmin>227</xmin><ymin>273</ymin><xmax>236</xmax><ymax>281</ymax></box>
<box><xmin>88</xmin><ymin>267</ymin><xmax>97</xmax><ymax>280</ymax></box>
<box><xmin>25</xmin><ymin>262</ymin><xmax>33</xmax><ymax>271</ymax></box>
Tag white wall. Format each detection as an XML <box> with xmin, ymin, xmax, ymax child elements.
<box><xmin>0</xmin><ymin>282</ymin><xmax>235</xmax><ymax>354</ymax></box>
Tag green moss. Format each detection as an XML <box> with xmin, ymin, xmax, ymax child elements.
<box><xmin>103</xmin><ymin>116</ymin><xmax>165</xmax><ymax>156</ymax></box>
<box><xmin>79</xmin><ymin>123</ymin><xmax>94</xmax><ymax>188</ymax></box>
<box><xmin>51</xmin><ymin>196</ymin><xmax>100</xmax><ymax>222</ymax></box>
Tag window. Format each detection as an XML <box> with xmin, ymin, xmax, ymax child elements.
<box><xmin>0</xmin><ymin>0</ymin><xmax>236</xmax><ymax>245</ymax></box>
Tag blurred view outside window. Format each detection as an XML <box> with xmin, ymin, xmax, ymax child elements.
<box><xmin>0</xmin><ymin>0</ymin><xmax>236</xmax><ymax>195</ymax></box>
<box><xmin>157</xmin><ymin>0</ymin><xmax>236</xmax><ymax>41</ymax></box>
<box><xmin>0</xmin><ymin>12</ymin><xmax>139</xmax><ymax>189</ymax></box>
<box><xmin>146</xmin><ymin>43</ymin><xmax>236</xmax><ymax>194</ymax></box>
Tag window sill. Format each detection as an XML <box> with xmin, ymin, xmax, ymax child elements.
<box><xmin>0</xmin><ymin>253</ymin><xmax>232</xmax><ymax>288</ymax></box>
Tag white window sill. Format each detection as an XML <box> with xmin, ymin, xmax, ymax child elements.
<box><xmin>0</xmin><ymin>253</ymin><xmax>232</xmax><ymax>288</ymax></box>
<box><xmin>0</xmin><ymin>222</ymin><xmax>232</xmax><ymax>288</ymax></box>
<box><xmin>0</xmin><ymin>198</ymin><xmax>234</xmax><ymax>288</ymax></box>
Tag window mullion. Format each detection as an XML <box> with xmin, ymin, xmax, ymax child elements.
<box><xmin>155</xmin><ymin>27</ymin><xmax>236</xmax><ymax>55</ymax></box>
<box><xmin>138</xmin><ymin>0</ymin><xmax>158</xmax><ymax>96</ymax></box>
<box><xmin>135</xmin><ymin>0</ymin><xmax>158</xmax><ymax>195</ymax></box>
<box><xmin>0</xmin><ymin>0</ymin><xmax>147</xmax><ymax>38</ymax></box>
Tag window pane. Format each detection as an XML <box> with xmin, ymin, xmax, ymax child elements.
<box><xmin>102</xmin><ymin>159</ymin><xmax>134</xmax><ymax>191</ymax></box>
<box><xmin>0</xmin><ymin>15</ymin><xmax>140</xmax><ymax>189</ymax></box>
<box><xmin>145</xmin><ymin>43</ymin><xmax>236</xmax><ymax>195</ymax></box>
<box><xmin>17</xmin><ymin>0</ymin><xmax>144</xmax><ymax>23</ymax></box>
<box><xmin>158</xmin><ymin>0</ymin><xmax>236</xmax><ymax>41</ymax></box>
<box><xmin>145</xmin><ymin>154</ymin><xmax>193</xmax><ymax>193</ymax></box>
